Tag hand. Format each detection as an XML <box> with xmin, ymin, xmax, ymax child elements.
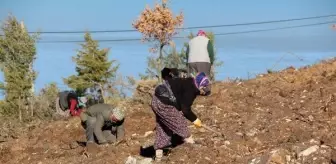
<box><xmin>70</xmin><ymin>110</ymin><xmax>78</xmax><ymax>116</ymax></box>
<box><xmin>199</xmin><ymin>87</ymin><xmax>205</xmax><ymax>95</ymax></box>
<box><xmin>184</xmin><ymin>135</ymin><xmax>195</xmax><ymax>144</ymax></box>
<box><xmin>193</xmin><ymin>118</ymin><xmax>202</xmax><ymax>128</ymax></box>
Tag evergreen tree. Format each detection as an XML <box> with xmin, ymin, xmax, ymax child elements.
<box><xmin>63</xmin><ymin>32</ymin><xmax>119</xmax><ymax>99</ymax></box>
<box><xmin>0</xmin><ymin>15</ymin><xmax>38</xmax><ymax>120</ymax></box>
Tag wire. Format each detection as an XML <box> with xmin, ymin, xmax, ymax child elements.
<box><xmin>214</xmin><ymin>21</ymin><xmax>335</xmax><ymax>36</ymax></box>
<box><xmin>24</xmin><ymin>14</ymin><xmax>336</xmax><ymax>34</ymax></box>
<box><xmin>37</xmin><ymin>21</ymin><xmax>335</xmax><ymax>43</ymax></box>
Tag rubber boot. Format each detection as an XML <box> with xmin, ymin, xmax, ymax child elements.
<box><xmin>155</xmin><ymin>149</ymin><xmax>163</xmax><ymax>162</ymax></box>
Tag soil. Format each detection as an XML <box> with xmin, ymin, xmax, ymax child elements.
<box><xmin>1</xmin><ymin>58</ymin><xmax>336</xmax><ymax>164</ymax></box>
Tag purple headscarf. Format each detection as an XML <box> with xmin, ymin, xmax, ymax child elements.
<box><xmin>194</xmin><ymin>72</ymin><xmax>211</xmax><ymax>95</ymax></box>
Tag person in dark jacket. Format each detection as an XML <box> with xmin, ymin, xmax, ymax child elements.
<box><xmin>161</xmin><ymin>67</ymin><xmax>188</xmax><ymax>79</ymax></box>
<box><xmin>151</xmin><ymin>67</ymin><xmax>211</xmax><ymax>161</ymax></box>
<box><xmin>56</xmin><ymin>91</ymin><xmax>87</xmax><ymax>117</ymax></box>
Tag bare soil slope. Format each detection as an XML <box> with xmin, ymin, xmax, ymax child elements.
<box><xmin>1</xmin><ymin>58</ymin><xmax>336</xmax><ymax>164</ymax></box>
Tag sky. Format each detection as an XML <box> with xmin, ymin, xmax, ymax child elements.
<box><xmin>0</xmin><ymin>0</ymin><xmax>335</xmax><ymax>96</ymax></box>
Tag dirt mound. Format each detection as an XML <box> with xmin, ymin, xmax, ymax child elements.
<box><xmin>132</xmin><ymin>79</ymin><xmax>158</xmax><ymax>105</ymax></box>
<box><xmin>1</xmin><ymin>58</ymin><xmax>336</xmax><ymax>164</ymax></box>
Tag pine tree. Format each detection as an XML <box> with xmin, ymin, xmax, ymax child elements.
<box><xmin>63</xmin><ymin>32</ymin><xmax>119</xmax><ymax>99</ymax></box>
<box><xmin>0</xmin><ymin>15</ymin><xmax>38</xmax><ymax>120</ymax></box>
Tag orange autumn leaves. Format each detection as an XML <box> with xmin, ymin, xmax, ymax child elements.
<box><xmin>132</xmin><ymin>0</ymin><xmax>183</xmax><ymax>53</ymax></box>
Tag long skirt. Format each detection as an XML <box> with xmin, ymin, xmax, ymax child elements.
<box><xmin>151</xmin><ymin>96</ymin><xmax>190</xmax><ymax>150</ymax></box>
<box><xmin>187</xmin><ymin>62</ymin><xmax>211</xmax><ymax>77</ymax></box>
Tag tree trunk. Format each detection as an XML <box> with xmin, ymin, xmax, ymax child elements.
<box><xmin>98</xmin><ymin>84</ymin><xmax>106</xmax><ymax>103</ymax></box>
<box><xmin>158</xmin><ymin>44</ymin><xmax>165</xmax><ymax>82</ymax></box>
<box><xmin>18</xmin><ymin>97</ymin><xmax>22</xmax><ymax>122</ymax></box>
<box><xmin>19</xmin><ymin>109</ymin><xmax>22</xmax><ymax>122</ymax></box>
<box><xmin>159</xmin><ymin>44</ymin><xmax>164</xmax><ymax>59</ymax></box>
<box><xmin>30</xmin><ymin>97</ymin><xmax>34</xmax><ymax>117</ymax></box>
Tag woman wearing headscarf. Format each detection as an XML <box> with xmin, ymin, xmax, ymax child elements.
<box><xmin>56</xmin><ymin>90</ymin><xmax>87</xmax><ymax>117</ymax></box>
<box><xmin>186</xmin><ymin>30</ymin><xmax>215</xmax><ymax>77</ymax></box>
<box><xmin>151</xmin><ymin>68</ymin><xmax>211</xmax><ymax>161</ymax></box>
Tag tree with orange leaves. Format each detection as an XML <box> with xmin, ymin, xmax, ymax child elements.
<box><xmin>132</xmin><ymin>0</ymin><xmax>184</xmax><ymax>59</ymax></box>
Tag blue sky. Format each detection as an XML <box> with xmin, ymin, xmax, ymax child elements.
<box><xmin>0</xmin><ymin>0</ymin><xmax>336</xmax><ymax>94</ymax></box>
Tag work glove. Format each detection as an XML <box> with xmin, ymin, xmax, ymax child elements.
<box><xmin>193</xmin><ymin>118</ymin><xmax>202</xmax><ymax>128</ymax></box>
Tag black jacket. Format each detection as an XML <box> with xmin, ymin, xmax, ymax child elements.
<box><xmin>165</xmin><ymin>78</ymin><xmax>200</xmax><ymax>122</ymax></box>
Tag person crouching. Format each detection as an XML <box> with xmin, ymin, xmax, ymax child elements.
<box><xmin>80</xmin><ymin>103</ymin><xmax>125</xmax><ymax>148</ymax></box>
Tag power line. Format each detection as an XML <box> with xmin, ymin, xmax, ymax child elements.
<box><xmin>26</xmin><ymin>14</ymin><xmax>336</xmax><ymax>34</ymax></box>
<box><xmin>38</xmin><ymin>21</ymin><xmax>335</xmax><ymax>43</ymax></box>
<box><xmin>214</xmin><ymin>21</ymin><xmax>335</xmax><ymax>36</ymax></box>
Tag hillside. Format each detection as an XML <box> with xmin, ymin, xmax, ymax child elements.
<box><xmin>1</xmin><ymin>58</ymin><xmax>336</xmax><ymax>164</ymax></box>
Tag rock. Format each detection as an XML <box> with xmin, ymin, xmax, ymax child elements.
<box><xmin>248</xmin><ymin>148</ymin><xmax>290</xmax><ymax>164</ymax></box>
<box><xmin>224</xmin><ymin>140</ymin><xmax>231</xmax><ymax>145</ymax></box>
<box><xmin>320</xmin><ymin>145</ymin><xmax>329</xmax><ymax>148</ymax></box>
<box><xmin>125</xmin><ymin>156</ymin><xmax>137</xmax><ymax>164</ymax></box>
<box><xmin>246</xmin><ymin>128</ymin><xmax>258</xmax><ymax>137</ymax></box>
<box><xmin>267</xmin><ymin>149</ymin><xmax>290</xmax><ymax>164</ymax></box>
<box><xmin>249</xmin><ymin>157</ymin><xmax>261</xmax><ymax>164</ymax></box>
<box><xmin>308</xmin><ymin>115</ymin><xmax>314</xmax><ymax>122</ymax></box>
<box><xmin>235</xmin><ymin>132</ymin><xmax>244</xmax><ymax>136</ymax></box>
<box><xmin>199</xmin><ymin>128</ymin><xmax>206</xmax><ymax>133</ymax></box>
<box><xmin>285</xmin><ymin>119</ymin><xmax>292</xmax><ymax>122</ymax></box>
<box><xmin>298</xmin><ymin>145</ymin><xmax>319</xmax><ymax>157</ymax></box>
<box><xmin>143</xmin><ymin>131</ymin><xmax>153</xmax><ymax>137</ymax></box>
<box><xmin>138</xmin><ymin>158</ymin><xmax>153</xmax><ymax>164</ymax></box>
<box><xmin>309</xmin><ymin>139</ymin><xmax>319</xmax><ymax>144</ymax></box>
<box><xmin>255</xmin><ymin>107</ymin><xmax>263</xmax><ymax>111</ymax></box>
<box><xmin>286</xmin><ymin>155</ymin><xmax>291</xmax><ymax>162</ymax></box>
